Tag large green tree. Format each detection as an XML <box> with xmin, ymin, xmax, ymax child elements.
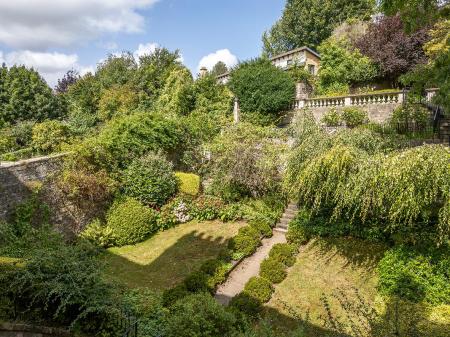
<box><xmin>228</xmin><ymin>58</ymin><xmax>295</xmax><ymax>124</ymax></box>
<box><xmin>0</xmin><ymin>65</ymin><xmax>61</xmax><ymax>125</ymax></box>
<box><xmin>262</xmin><ymin>0</ymin><xmax>376</xmax><ymax>57</ymax></box>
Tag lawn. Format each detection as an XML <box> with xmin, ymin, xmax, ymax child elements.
<box><xmin>263</xmin><ymin>238</ymin><xmax>450</xmax><ymax>337</ymax></box>
<box><xmin>102</xmin><ymin>220</ymin><xmax>245</xmax><ymax>291</ymax></box>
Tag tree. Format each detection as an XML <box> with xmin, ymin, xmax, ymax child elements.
<box><xmin>96</xmin><ymin>52</ymin><xmax>137</xmax><ymax>90</ymax></box>
<box><xmin>135</xmin><ymin>47</ymin><xmax>183</xmax><ymax>105</ymax></box>
<box><xmin>228</xmin><ymin>58</ymin><xmax>295</xmax><ymax>124</ymax></box>
<box><xmin>210</xmin><ymin>61</ymin><xmax>228</xmax><ymax>77</ymax></box>
<box><xmin>356</xmin><ymin>15</ymin><xmax>429</xmax><ymax>83</ymax></box>
<box><xmin>0</xmin><ymin>65</ymin><xmax>61</xmax><ymax>124</ymax></box>
<box><xmin>262</xmin><ymin>0</ymin><xmax>376</xmax><ymax>57</ymax></box>
<box><xmin>55</xmin><ymin>69</ymin><xmax>80</xmax><ymax>94</ymax></box>
<box><xmin>156</xmin><ymin>66</ymin><xmax>194</xmax><ymax>115</ymax></box>
<box><xmin>379</xmin><ymin>0</ymin><xmax>446</xmax><ymax>33</ymax></box>
<box><xmin>317</xmin><ymin>38</ymin><xmax>378</xmax><ymax>94</ymax></box>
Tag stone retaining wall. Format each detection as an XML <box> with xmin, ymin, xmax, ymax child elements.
<box><xmin>0</xmin><ymin>154</ymin><xmax>65</xmax><ymax>222</ymax></box>
<box><xmin>0</xmin><ymin>323</ymin><xmax>70</xmax><ymax>337</ymax></box>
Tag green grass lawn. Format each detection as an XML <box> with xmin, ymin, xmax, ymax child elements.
<box><xmin>263</xmin><ymin>238</ymin><xmax>450</xmax><ymax>337</ymax></box>
<box><xmin>102</xmin><ymin>220</ymin><xmax>245</xmax><ymax>291</ymax></box>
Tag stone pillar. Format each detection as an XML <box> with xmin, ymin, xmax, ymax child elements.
<box><xmin>199</xmin><ymin>67</ymin><xmax>208</xmax><ymax>78</ymax></box>
<box><xmin>233</xmin><ymin>97</ymin><xmax>240</xmax><ymax>123</ymax></box>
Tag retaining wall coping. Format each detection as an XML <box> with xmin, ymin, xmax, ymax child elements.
<box><xmin>0</xmin><ymin>153</ymin><xmax>69</xmax><ymax>168</ymax></box>
<box><xmin>0</xmin><ymin>323</ymin><xmax>71</xmax><ymax>337</ymax></box>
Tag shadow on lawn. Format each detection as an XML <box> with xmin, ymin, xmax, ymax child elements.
<box><xmin>103</xmin><ymin>230</ymin><xmax>229</xmax><ymax>290</ymax></box>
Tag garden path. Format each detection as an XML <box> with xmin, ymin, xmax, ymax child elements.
<box><xmin>215</xmin><ymin>202</ymin><xmax>298</xmax><ymax>305</ymax></box>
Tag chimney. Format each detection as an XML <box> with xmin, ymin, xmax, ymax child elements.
<box><xmin>199</xmin><ymin>67</ymin><xmax>208</xmax><ymax>77</ymax></box>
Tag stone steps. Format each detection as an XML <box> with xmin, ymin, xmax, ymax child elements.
<box><xmin>274</xmin><ymin>202</ymin><xmax>298</xmax><ymax>233</ymax></box>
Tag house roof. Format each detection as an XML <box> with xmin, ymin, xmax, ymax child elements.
<box><xmin>270</xmin><ymin>46</ymin><xmax>321</xmax><ymax>61</ymax></box>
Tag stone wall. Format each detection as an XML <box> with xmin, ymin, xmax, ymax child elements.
<box><xmin>0</xmin><ymin>154</ymin><xmax>65</xmax><ymax>222</ymax></box>
<box><xmin>306</xmin><ymin>102</ymin><xmax>401</xmax><ymax>124</ymax></box>
<box><xmin>0</xmin><ymin>323</ymin><xmax>71</xmax><ymax>337</ymax></box>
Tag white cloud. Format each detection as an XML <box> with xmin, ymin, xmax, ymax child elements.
<box><xmin>1</xmin><ymin>50</ymin><xmax>92</xmax><ymax>87</ymax></box>
<box><xmin>0</xmin><ymin>0</ymin><xmax>160</xmax><ymax>50</ymax></box>
<box><xmin>197</xmin><ymin>49</ymin><xmax>238</xmax><ymax>72</ymax></box>
<box><xmin>133</xmin><ymin>42</ymin><xmax>159</xmax><ymax>59</ymax></box>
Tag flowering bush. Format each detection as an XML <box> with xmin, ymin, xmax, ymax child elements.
<box><xmin>189</xmin><ymin>195</ymin><xmax>224</xmax><ymax>221</ymax></box>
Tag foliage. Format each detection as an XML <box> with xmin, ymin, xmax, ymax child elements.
<box><xmin>95</xmin><ymin>52</ymin><xmax>137</xmax><ymax>89</ymax></box>
<box><xmin>184</xmin><ymin>271</ymin><xmax>210</xmax><ymax>293</ymax></box>
<box><xmin>98</xmin><ymin>84</ymin><xmax>139</xmax><ymax>121</ymax></box>
<box><xmin>200</xmin><ymin>259</ymin><xmax>232</xmax><ymax>290</ymax></box>
<box><xmin>156</xmin><ymin>66</ymin><xmax>194</xmax><ymax>115</ymax></box>
<box><xmin>0</xmin><ymin>238</ymin><xmax>120</xmax><ymax>334</ymax></box>
<box><xmin>341</xmin><ymin>107</ymin><xmax>368</xmax><ymax>128</ymax></box>
<box><xmin>219</xmin><ymin>203</ymin><xmax>244</xmax><ymax>222</ymax></box>
<box><xmin>0</xmin><ymin>65</ymin><xmax>63</xmax><ymax>125</ymax></box>
<box><xmin>106</xmin><ymin>197</ymin><xmax>159</xmax><ymax>247</ymax></box>
<box><xmin>122</xmin><ymin>152</ymin><xmax>179</xmax><ymax>207</ymax></box>
<box><xmin>31</xmin><ymin>120</ymin><xmax>69</xmax><ymax>153</ymax></box>
<box><xmin>69</xmin><ymin>112</ymin><xmax>185</xmax><ymax>173</ymax></box>
<box><xmin>321</xmin><ymin>108</ymin><xmax>342</xmax><ymax>126</ymax></box>
<box><xmin>317</xmin><ymin>38</ymin><xmax>378</xmax><ymax>93</ymax></box>
<box><xmin>166</xmin><ymin>293</ymin><xmax>237</xmax><ymax>337</ymax></box>
<box><xmin>175</xmin><ymin>172</ymin><xmax>200</xmax><ymax>196</ymax></box>
<box><xmin>55</xmin><ymin>70</ymin><xmax>80</xmax><ymax>94</ymax></box>
<box><xmin>228</xmin><ymin>58</ymin><xmax>295</xmax><ymax>121</ymax></box>
<box><xmin>259</xmin><ymin>258</ymin><xmax>287</xmax><ymax>284</ymax></box>
<box><xmin>229</xmin><ymin>293</ymin><xmax>262</xmax><ymax>318</ymax></box>
<box><xmin>162</xmin><ymin>284</ymin><xmax>190</xmax><ymax>308</ymax></box>
<box><xmin>66</xmin><ymin>73</ymin><xmax>101</xmax><ymax>125</ymax></box>
<box><xmin>189</xmin><ymin>195</ymin><xmax>224</xmax><ymax>221</ymax></box>
<box><xmin>379</xmin><ymin>0</ymin><xmax>444</xmax><ymax>33</ymax></box>
<box><xmin>390</xmin><ymin>103</ymin><xmax>430</xmax><ymax>130</ymax></box>
<box><xmin>208</xmin><ymin>123</ymin><xmax>287</xmax><ymax>198</ymax></box>
<box><xmin>228</xmin><ymin>225</ymin><xmax>261</xmax><ymax>259</ymax></box>
<box><xmin>249</xmin><ymin>220</ymin><xmax>273</xmax><ymax>238</ymax></box>
<box><xmin>210</xmin><ymin>61</ymin><xmax>228</xmax><ymax>77</ymax></box>
<box><xmin>286</xmin><ymin>225</ymin><xmax>311</xmax><ymax>246</ymax></box>
<box><xmin>423</xmin><ymin>19</ymin><xmax>450</xmax><ymax>61</ymax></box>
<box><xmin>243</xmin><ymin>277</ymin><xmax>274</xmax><ymax>303</ymax></box>
<box><xmin>269</xmin><ymin>243</ymin><xmax>297</xmax><ymax>267</ymax></box>
<box><xmin>157</xmin><ymin>196</ymin><xmax>193</xmax><ymax>229</ymax></box>
<box><xmin>378</xmin><ymin>245</ymin><xmax>450</xmax><ymax>304</ymax></box>
<box><xmin>79</xmin><ymin>219</ymin><xmax>115</xmax><ymax>248</ymax></box>
<box><xmin>262</xmin><ymin>0</ymin><xmax>375</xmax><ymax>56</ymax></box>
<box><xmin>356</xmin><ymin>15</ymin><xmax>429</xmax><ymax>82</ymax></box>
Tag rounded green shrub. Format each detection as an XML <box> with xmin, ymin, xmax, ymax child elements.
<box><xmin>174</xmin><ymin>172</ymin><xmax>201</xmax><ymax>196</ymax></box>
<box><xmin>286</xmin><ymin>226</ymin><xmax>310</xmax><ymax>246</ymax></box>
<box><xmin>228</xmin><ymin>226</ymin><xmax>261</xmax><ymax>258</ymax></box>
<box><xmin>184</xmin><ymin>271</ymin><xmax>210</xmax><ymax>293</ymax></box>
<box><xmin>321</xmin><ymin>107</ymin><xmax>342</xmax><ymax>127</ymax></box>
<box><xmin>229</xmin><ymin>292</ymin><xmax>262</xmax><ymax>318</ymax></box>
<box><xmin>243</xmin><ymin>276</ymin><xmax>274</xmax><ymax>303</ymax></box>
<box><xmin>79</xmin><ymin>219</ymin><xmax>115</xmax><ymax>248</ymax></box>
<box><xmin>122</xmin><ymin>153</ymin><xmax>179</xmax><ymax>207</ymax></box>
<box><xmin>166</xmin><ymin>293</ymin><xmax>237</xmax><ymax>337</ymax></box>
<box><xmin>32</xmin><ymin>120</ymin><xmax>69</xmax><ymax>153</ymax></box>
<box><xmin>162</xmin><ymin>284</ymin><xmax>190</xmax><ymax>308</ymax></box>
<box><xmin>106</xmin><ymin>197</ymin><xmax>158</xmax><ymax>246</ymax></box>
<box><xmin>200</xmin><ymin>260</ymin><xmax>232</xmax><ymax>290</ymax></box>
<box><xmin>269</xmin><ymin>243</ymin><xmax>297</xmax><ymax>267</ymax></box>
<box><xmin>341</xmin><ymin>107</ymin><xmax>367</xmax><ymax>128</ymax></box>
<box><xmin>259</xmin><ymin>258</ymin><xmax>287</xmax><ymax>284</ymax></box>
<box><xmin>249</xmin><ymin>220</ymin><xmax>273</xmax><ymax>238</ymax></box>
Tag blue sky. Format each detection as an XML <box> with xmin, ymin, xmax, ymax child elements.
<box><xmin>0</xmin><ymin>0</ymin><xmax>285</xmax><ymax>86</ymax></box>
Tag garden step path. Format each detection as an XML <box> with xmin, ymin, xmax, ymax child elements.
<box><xmin>215</xmin><ymin>231</ymin><xmax>287</xmax><ymax>305</ymax></box>
<box><xmin>215</xmin><ymin>202</ymin><xmax>298</xmax><ymax>305</ymax></box>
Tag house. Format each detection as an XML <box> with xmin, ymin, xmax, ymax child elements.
<box><xmin>216</xmin><ymin>46</ymin><xmax>321</xmax><ymax>84</ymax></box>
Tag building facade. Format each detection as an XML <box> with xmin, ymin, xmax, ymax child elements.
<box><xmin>217</xmin><ymin>46</ymin><xmax>321</xmax><ymax>84</ymax></box>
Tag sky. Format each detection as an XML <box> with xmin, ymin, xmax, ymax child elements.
<box><xmin>0</xmin><ymin>0</ymin><xmax>285</xmax><ymax>87</ymax></box>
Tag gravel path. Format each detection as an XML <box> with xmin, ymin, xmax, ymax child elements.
<box><xmin>214</xmin><ymin>231</ymin><xmax>287</xmax><ymax>305</ymax></box>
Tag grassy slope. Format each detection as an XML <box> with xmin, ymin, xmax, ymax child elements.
<box><xmin>264</xmin><ymin>238</ymin><xmax>450</xmax><ymax>337</ymax></box>
<box><xmin>102</xmin><ymin>220</ymin><xmax>245</xmax><ymax>291</ymax></box>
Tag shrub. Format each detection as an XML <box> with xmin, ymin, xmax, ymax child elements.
<box><xmin>189</xmin><ymin>195</ymin><xmax>224</xmax><ymax>221</ymax></box>
<box><xmin>122</xmin><ymin>152</ymin><xmax>179</xmax><ymax>207</ymax></box>
<box><xmin>390</xmin><ymin>103</ymin><xmax>430</xmax><ymax>131</ymax></box>
<box><xmin>166</xmin><ymin>293</ymin><xmax>237</xmax><ymax>337</ymax></box>
<box><xmin>228</xmin><ymin>225</ymin><xmax>262</xmax><ymax>259</ymax></box>
<box><xmin>228</xmin><ymin>58</ymin><xmax>295</xmax><ymax>122</ymax></box>
<box><xmin>269</xmin><ymin>243</ymin><xmax>297</xmax><ymax>267</ymax></box>
<box><xmin>31</xmin><ymin>120</ymin><xmax>69</xmax><ymax>153</ymax></box>
<box><xmin>175</xmin><ymin>172</ymin><xmax>200</xmax><ymax>196</ymax></box>
<box><xmin>378</xmin><ymin>246</ymin><xmax>450</xmax><ymax>305</ymax></box>
<box><xmin>200</xmin><ymin>259</ymin><xmax>232</xmax><ymax>289</ymax></box>
<box><xmin>157</xmin><ymin>196</ymin><xmax>193</xmax><ymax>230</ymax></box>
<box><xmin>259</xmin><ymin>258</ymin><xmax>287</xmax><ymax>284</ymax></box>
<box><xmin>341</xmin><ymin>107</ymin><xmax>367</xmax><ymax>128</ymax></box>
<box><xmin>79</xmin><ymin>219</ymin><xmax>115</xmax><ymax>248</ymax></box>
<box><xmin>229</xmin><ymin>292</ymin><xmax>262</xmax><ymax>318</ymax></box>
<box><xmin>286</xmin><ymin>226</ymin><xmax>310</xmax><ymax>246</ymax></box>
<box><xmin>219</xmin><ymin>203</ymin><xmax>244</xmax><ymax>222</ymax></box>
<box><xmin>243</xmin><ymin>277</ymin><xmax>274</xmax><ymax>303</ymax></box>
<box><xmin>184</xmin><ymin>271</ymin><xmax>210</xmax><ymax>293</ymax></box>
<box><xmin>106</xmin><ymin>197</ymin><xmax>159</xmax><ymax>246</ymax></box>
<box><xmin>249</xmin><ymin>220</ymin><xmax>273</xmax><ymax>238</ymax></box>
<box><xmin>321</xmin><ymin>108</ymin><xmax>342</xmax><ymax>127</ymax></box>
<box><xmin>162</xmin><ymin>284</ymin><xmax>190</xmax><ymax>308</ymax></box>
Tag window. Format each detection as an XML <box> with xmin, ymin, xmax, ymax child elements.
<box><xmin>308</xmin><ymin>64</ymin><xmax>315</xmax><ymax>74</ymax></box>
